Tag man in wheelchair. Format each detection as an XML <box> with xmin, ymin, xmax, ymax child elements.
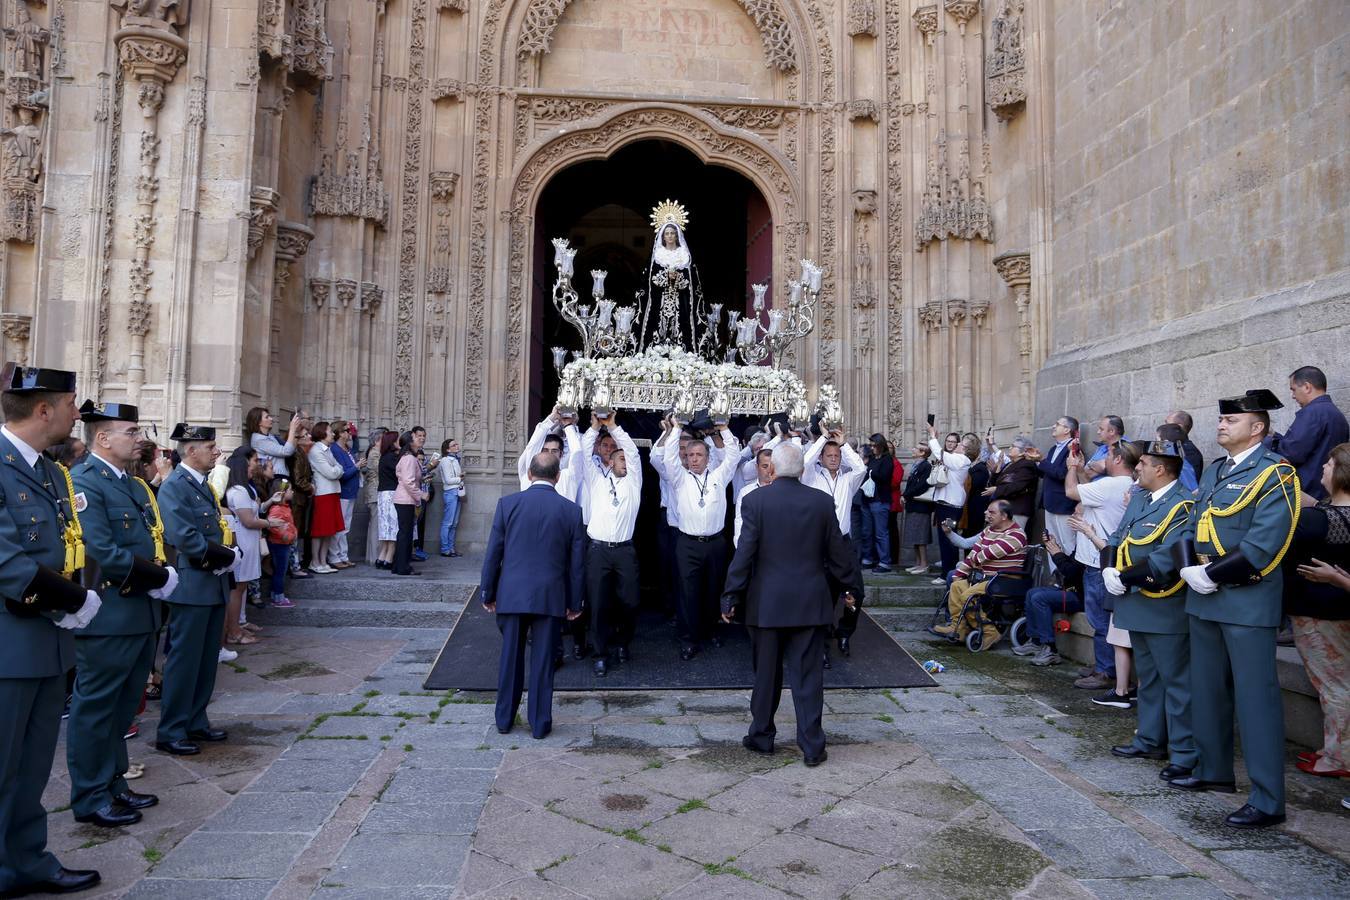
<box><xmin>927</xmin><ymin>500</ymin><xmax>1028</xmax><ymax>649</ymax></box>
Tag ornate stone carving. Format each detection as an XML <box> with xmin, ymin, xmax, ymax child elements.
<box><xmin>393</xmin><ymin>0</ymin><xmax>428</xmax><ymax>423</ymax></box>
<box><xmin>1</xmin><ymin>105</ymin><xmax>41</xmax><ymax>243</ymax></box>
<box><xmin>944</xmin><ymin>0</ymin><xmax>980</xmax><ymax>34</ymax></box>
<box><xmin>308</xmin><ymin>278</ymin><xmax>330</xmax><ymax>309</ymax></box>
<box><xmin>431</xmin><ymin>78</ymin><xmax>467</xmax><ymax>102</ymax></box>
<box><xmin>946</xmin><ymin>298</ymin><xmax>968</xmax><ymax>326</ymax></box>
<box><xmin>701</xmin><ymin>104</ymin><xmax>786</xmax><ymax>131</ymax></box>
<box><xmin>186</xmin><ymin>73</ymin><xmax>205</xmax><ymax>126</ymax></box>
<box><xmin>994</xmin><ymin>250</ymin><xmax>1032</xmax><ymax>431</ymax></box>
<box><xmin>310</xmin><ymin>139</ymin><xmax>389</xmax><ymax>226</ymax></box>
<box><xmin>110</xmin><ymin>0</ymin><xmax>188</xmax><ymax>28</ymax></box>
<box><xmin>852</xmin><ymin>190</ymin><xmax>877</xmax><ymax>357</ymax></box>
<box><xmin>847</xmin><ymin>0</ymin><xmax>877</xmax><ymax>37</ymax></box>
<box><xmin>919</xmin><ymin>300</ymin><xmax>944</xmax><ymax>332</ymax></box>
<box><xmin>912</xmin><ymin>4</ymin><xmax>938</xmax><ymax>43</ymax></box>
<box><xmin>519</xmin><ymin>0</ymin><xmax>797</xmax><ymax>73</ymax></box>
<box><xmin>360</xmin><ymin>281</ymin><xmax>382</xmax><ymax>315</ymax></box>
<box><xmin>5</xmin><ymin>0</ymin><xmax>49</xmax><ymax>104</ymax></box>
<box><xmin>0</xmin><ymin>312</ymin><xmax>32</xmax><ymax>363</ymax></box>
<box><xmin>246</xmin><ymin>188</ymin><xmax>278</xmax><ymax>260</ymax></box>
<box><xmin>427</xmin><ymin>171</ymin><xmax>458</xmax><ymax>293</ymax></box>
<box><xmin>916</xmin><ymin>129</ymin><xmax>992</xmax><ymax>249</ymax></box>
<box><xmin>531</xmin><ymin>96</ymin><xmax>613</xmax><ymax>124</ymax></box>
<box><xmin>274</xmin><ymin>220</ymin><xmax>314</xmax><ymax>261</ymax></box>
<box><xmin>846</xmin><ymin>100</ymin><xmax>879</xmax><ymax>123</ymax></box>
<box><xmin>884</xmin><ymin>0</ymin><xmax>905</xmax><ymax>437</ymax></box>
<box><xmin>290</xmin><ymin>0</ymin><xmax>332</xmax><ymax>82</ymax></box>
<box><xmin>334</xmin><ymin>279</ymin><xmax>357</xmax><ymax>308</ymax></box>
<box><xmin>437</xmin><ymin>0</ymin><xmax>466</xmax><ymax>10</ymax></box>
<box><xmin>986</xmin><ymin>0</ymin><xmax>1025</xmax><ymax>120</ymax></box>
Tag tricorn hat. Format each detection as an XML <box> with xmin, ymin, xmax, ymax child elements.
<box><xmin>79</xmin><ymin>400</ymin><xmax>139</xmax><ymax>423</ymax></box>
<box><xmin>1217</xmin><ymin>389</ymin><xmax>1283</xmax><ymax>414</ymax></box>
<box><xmin>169</xmin><ymin>423</ymin><xmax>216</xmax><ymax>442</ymax></box>
<box><xmin>1137</xmin><ymin>439</ymin><xmax>1184</xmax><ymax>459</ymax></box>
<box><xmin>2</xmin><ymin>363</ymin><xmax>77</xmax><ymax>395</ymax></box>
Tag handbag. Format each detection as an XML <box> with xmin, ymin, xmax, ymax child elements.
<box><xmin>860</xmin><ymin>474</ymin><xmax>876</xmax><ymax>498</ymax></box>
<box><xmin>927</xmin><ymin>462</ymin><xmax>950</xmax><ymax>487</ymax></box>
<box><xmin>264</xmin><ymin>503</ymin><xmax>298</xmax><ymax>546</ymax></box>
<box><xmin>915</xmin><ymin>485</ymin><xmax>938</xmax><ymax>503</ymax></box>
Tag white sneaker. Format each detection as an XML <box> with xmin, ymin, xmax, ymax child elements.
<box><xmin>906</xmin><ymin>565</ymin><xmax>927</xmax><ymax>575</ymax></box>
<box><xmin>218</xmin><ymin>647</ymin><xmax>239</xmax><ymax>663</ymax></box>
<box><xmin>930</xmin><ymin>577</ymin><xmax>947</xmax><ymax>586</ymax></box>
<box><xmin>311</xmin><ymin>564</ymin><xmax>337</xmax><ymax>574</ymax></box>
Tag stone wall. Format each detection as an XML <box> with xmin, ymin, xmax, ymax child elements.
<box><xmin>1035</xmin><ymin>0</ymin><xmax>1350</xmax><ymax>453</ymax></box>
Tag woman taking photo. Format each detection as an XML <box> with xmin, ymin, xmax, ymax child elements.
<box><xmin>374</xmin><ymin>430</ymin><xmax>400</xmax><ymax>569</ymax></box>
<box><xmin>902</xmin><ymin>444</ymin><xmax>936</xmax><ymax>574</ymax></box>
<box><xmin>926</xmin><ymin>425</ymin><xmax>973</xmax><ymax>583</ymax></box>
<box><xmin>391</xmin><ymin>431</ymin><xmax>428</xmax><ymax>576</ymax></box>
<box><xmin>223</xmin><ymin>448</ymin><xmax>285</xmax><ymax>646</ymax></box>
<box><xmin>306</xmin><ymin>421</ymin><xmax>346</xmax><ymax>574</ymax></box>
<box><xmin>244</xmin><ymin>406</ymin><xmax>303</xmax><ymax>477</ymax></box>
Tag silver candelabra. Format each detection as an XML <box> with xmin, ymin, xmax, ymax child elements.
<box><xmin>733</xmin><ymin>260</ymin><xmax>823</xmax><ymax>369</ymax></box>
<box><xmin>551</xmin><ymin>238</ymin><xmax>640</xmax><ymax>359</ymax></box>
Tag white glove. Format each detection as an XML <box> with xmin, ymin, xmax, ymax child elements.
<box><xmin>213</xmin><ymin>547</ymin><xmax>243</xmax><ymax>576</ymax></box>
<box><xmin>1102</xmin><ymin>567</ymin><xmax>1126</xmax><ymax>596</ymax></box>
<box><xmin>1180</xmin><ymin>564</ymin><xmax>1218</xmax><ymax>595</ymax></box>
<box><xmin>148</xmin><ymin>566</ymin><xmax>180</xmax><ymax>600</ymax></box>
<box><xmin>56</xmin><ymin>591</ymin><xmax>102</xmax><ymax>630</ymax></box>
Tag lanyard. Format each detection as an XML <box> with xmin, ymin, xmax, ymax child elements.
<box><xmin>688</xmin><ymin>470</ymin><xmax>710</xmax><ymax>508</ymax></box>
<box><xmin>607</xmin><ymin>475</ymin><xmax>621</xmax><ymax>508</ymax></box>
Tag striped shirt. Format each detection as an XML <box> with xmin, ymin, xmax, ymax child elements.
<box><xmin>955</xmin><ymin>523</ymin><xmax>1028</xmax><ymax>578</ymax></box>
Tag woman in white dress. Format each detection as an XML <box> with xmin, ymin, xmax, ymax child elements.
<box><xmin>224</xmin><ymin>447</ymin><xmax>285</xmax><ymax>645</ymax></box>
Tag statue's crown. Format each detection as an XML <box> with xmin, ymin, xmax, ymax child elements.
<box><xmin>650</xmin><ymin>199</ymin><xmax>689</xmax><ymax>234</ymax></box>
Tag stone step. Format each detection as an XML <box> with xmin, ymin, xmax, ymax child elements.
<box><xmin>283</xmin><ymin>574</ymin><xmax>473</xmax><ymax>604</ymax></box>
<box><xmin>250</xmin><ymin>597</ymin><xmax>464</xmax><ymax>629</ymax></box>
<box><xmin>868</xmin><ymin>608</ymin><xmax>940</xmax><ymax>631</ymax></box>
<box><xmin>866</xmin><ymin>584</ymin><xmax>945</xmax><ymax>608</ymax></box>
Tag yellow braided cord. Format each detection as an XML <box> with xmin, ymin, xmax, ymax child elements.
<box><xmin>1196</xmin><ymin>462</ymin><xmax>1301</xmax><ymax>577</ymax></box>
<box><xmin>135</xmin><ymin>476</ymin><xmax>167</xmax><ymax>564</ymax></box>
<box><xmin>207</xmin><ymin>482</ymin><xmax>235</xmax><ymax>547</ymax></box>
<box><xmin>1117</xmin><ymin>499</ymin><xmax>1193</xmax><ymax>598</ymax></box>
<box><xmin>55</xmin><ymin>462</ymin><xmax>85</xmax><ymax>576</ymax></box>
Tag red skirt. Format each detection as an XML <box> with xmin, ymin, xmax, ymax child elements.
<box><xmin>309</xmin><ymin>493</ymin><xmax>345</xmax><ymax>537</ymax></box>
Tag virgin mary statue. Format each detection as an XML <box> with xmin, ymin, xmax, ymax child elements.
<box><xmin>641</xmin><ymin>199</ymin><xmax>705</xmax><ymax>351</ymax></box>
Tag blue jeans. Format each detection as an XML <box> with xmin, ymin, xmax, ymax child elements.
<box><xmin>439</xmin><ymin>491</ymin><xmax>462</xmax><ymax>554</ymax></box>
<box><xmin>267</xmin><ymin>542</ymin><xmax>290</xmax><ymax>598</ymax></box>
<box><xmin>855</xmin><ymin>501</ymin><xmax>875</xmax><ymax>563</ymax></box>
<box><xmin>866</xmin><ymin>500</ymin><xmax>891</xmax><ymax>567</ymax></box>
<box><xmin>1023</xmin><ymin>586</ymin><xmax>1083</xmax><ymax>646</ymax></box>
<box><xmin>1081</xmin><ymin>567</ymin><xmax>1115</xmax><ymax>676</ymax></box>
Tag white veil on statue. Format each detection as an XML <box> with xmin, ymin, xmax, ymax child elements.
<box><xmin>651</xmin><ymin>222</ymin><xmax>692</xmax><ymax>271</ymax></box>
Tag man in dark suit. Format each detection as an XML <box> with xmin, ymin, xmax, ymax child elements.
<box><xmin>481</xmin><ymin>452</ymin><xmax>586</xmax><ymax>739</ymax></box>
<box><xmin>1027</xmin><ymin>415</ymin><xmax>1079</xmax><ymax>555</ymax></box>
<box><xmin>721</xmin><ymin>442</ymin><xmax>864</xmax><ymax>766</ymax></box>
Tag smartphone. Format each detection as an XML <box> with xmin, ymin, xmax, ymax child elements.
<box><xmin>926</xmin><ymin>413</ymin><xmax>936</xmax><ymax>427</ymax></box>
<box><xmin>1070</xmin><ymin>438</ymin><xmax>1081</xmax><ymax>456</ymax></box>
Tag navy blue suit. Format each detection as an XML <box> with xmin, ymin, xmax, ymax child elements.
<box><xmin>1037</xmin><ymin>442</ymin><xmax>1075</xmax><ymax>515</ymax></box>
<box><xmin>480</xmin><ymin>482</ymin><xmax>586</xmax><ymax>737</ymax></box>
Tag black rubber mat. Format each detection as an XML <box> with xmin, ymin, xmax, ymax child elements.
<box><xmin>424</xmin><ymin>590</ymin><xmax>936</xmax><ymax>691</ymax></box>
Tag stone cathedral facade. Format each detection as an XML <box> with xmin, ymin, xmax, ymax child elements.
<box><xmin>1</xmin><ymin>0</ymin><xmax>1346</xmax><ymax>542</ymax></box>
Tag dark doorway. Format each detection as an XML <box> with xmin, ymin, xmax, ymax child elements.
<box><xmin>528</xmin><ymin>140</ymin><xmax>773</xmax><ymax>423</ymax></box>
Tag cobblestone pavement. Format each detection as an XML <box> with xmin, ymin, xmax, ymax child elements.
<box><xmin>42</xmin><ymin>619</ymin><xmax>1350</xmax><ymax>899</ymax></box>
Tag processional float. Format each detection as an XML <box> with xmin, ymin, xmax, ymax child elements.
<box><xmin>549</xmin><ymin>199</ymin><xmax>844</xmax><ymax>430</ymax></box>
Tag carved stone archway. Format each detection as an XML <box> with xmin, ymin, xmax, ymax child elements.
<box><xmin>495</xmin><ymin>104</ymin><xmax>803</xmax><ymax>446</ymax></box>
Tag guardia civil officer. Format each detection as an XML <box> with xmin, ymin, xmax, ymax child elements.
<box><xmin>1101</xmin><ymin>440</ymin><xmax>1197</xmax><ymax>780</ymax></box>
<box><xmin>155</xmin><ymin>423</ymin><xmax>240</xmax><ymax>756</ymax></box>
<box><xmin>0</xmin><ymin>363</ymin><xmax>102</xmax><ymax>896</ymax></box>
<box><xmin>66</xmin><ymin>401</ymin><xmax>179</xmax><ymax>827</ymax></box>
<box><xmin>1168</xmin><ymin>390</ymin><xmax>1300</xmax><ymax>829</ymax></box>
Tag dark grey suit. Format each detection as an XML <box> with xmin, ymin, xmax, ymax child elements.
<box><xmin>723</xmin><ymin>477</ymin><xmax>864</xmax><ymax>758</ymax></box>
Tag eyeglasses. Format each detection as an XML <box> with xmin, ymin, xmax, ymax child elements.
<box><xmin>110</xmin><ymin>427</ymin><xmax>144</xmax><ymax>439</ymax></box>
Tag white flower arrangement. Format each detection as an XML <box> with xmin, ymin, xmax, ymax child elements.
<box><xmin>560</xmin><ymin>347</ymin><xmax>807</xmax><ymax>415</ymax></box>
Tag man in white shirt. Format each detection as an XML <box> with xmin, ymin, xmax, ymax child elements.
<box><xmin>803</xmin><ymin>428</ymin><xmax>869</xmax><ymax>656</ymax></box>
<box><xmin>517</xmin><ymin>407</ymin><xmax>582</xmax><ymax>501</ymax></box>
<box><xmin>731</xmin><ymin>427</ymin><xmax>768</xmax><ymax>501</ymax></box>
<box><xmin>574</xmin><ymin>415</ymin><xmax>642</xmax><ymax>677</ymax></box>
<box><xmin>1065</xmin><ymin>440</ymin><xmax>1141</xmax><ymax>691</ymax></box>
<box><xmin>734</xmin><ymin>448</ymin><xmax>775</xmax><ymax>547</ymax></box>
<box><xmin>655</xmin><ymin>415</ymin><xmax>741</xmax><ymax>660</ymax></box>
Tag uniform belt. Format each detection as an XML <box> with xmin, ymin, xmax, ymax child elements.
<box><xmin>679</xmin><ymin>532</ymin><xmax>719</xmax><ymax>543</ymax></box>
<box><xmin>590</xmin><ymin>538</ymin><xmax>633</xmax><ymax>548</ymax></box>
<box><xmin>1197</xmin><ymin>553</ymin><xmax>1212</xmax><ymax>564</ymax></box>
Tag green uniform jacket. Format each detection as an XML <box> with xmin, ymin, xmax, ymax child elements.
<box><xmin>1182</xmin><ymin>446</ymin><xmax>1299</xmax><ymax>628</ymax></box>
<box><xmin>1109</xmin><ymin>481</ymin><xmax>1193</xmax><ymax>635</ymax></box>
<box><xmin>71</xmin><ymin>455</ymin><xmax>164</xmax><ymax>636</ymax></box>
<box><xmin>0</xmin><ymin>433</ymin><xmax>78</xmax><ymax>678</ymax></box>
<box><xmin>157</xmin><ymin>465</ymin><xmax>230</xmax><ymax>608</ymax></box>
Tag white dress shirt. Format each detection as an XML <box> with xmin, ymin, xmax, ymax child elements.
<box><xmin>1222</xmin><ymin>442</ymin><xmax>1262</xmax><ymax>472</ymax></box>
<box><xmin>517</xmin><ymin>419</ymin><xmax>581</xmax><ymax>501</ymax></box>
<box><xmin>1149</xmin><ymin>479</ymin><xmax>1179</xmax><ymax>503</ymax></box>
<box><xmin>802</xmin><ymin>436</ymin><xmax>868</xmax><ymax>535</ymax></box>
<box><xmin>660</xmin><ymin>428</ymin><xmax>740</xmax><ymax>536</ymax></box>
<box><xmin>576</xmin><ymin>425</ymin><xmax>642</xmax><ymax>543</ymax></box>
<box><xmin>1</xmin><ymin>425</ymin><xmax>42</xmax><ymax>468</ymax></box>
<box><xmin>89</xmin><ymin>451</ymin><xmax>126</xmax><ymax>479</ymax></box>
<box><xmin>733</xmin><ymin>480</ymin><xmax>769</xmax><ymax>547</ymax></box>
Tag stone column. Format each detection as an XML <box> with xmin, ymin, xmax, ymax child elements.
<box><xmin>918</xmin><ymin>300</ymin><xmax>944</xmax><ymax>434</ymax></box>
<box><xmin>946</xmin><ymin>298</ymin><xmax>969</xmax><ymax>426</ymax></box>
<box><xmin>114</xmin><ymin>15</ymin><xmax>187</xmax><ymax>404</ymax></box>
<box><xmin>272</xmin><ymin>221</ymin><xmax>314</xmax><ymax>407</ymax></box>
<box><xmin>994</xmin><ymin>251</ymin><xmax>1032</xmax><ymax>433</ymax></box>
<box><xmin>1</xmin><ymin>312</ymin><xmax>32</xmax><ymax>364</ymax></box>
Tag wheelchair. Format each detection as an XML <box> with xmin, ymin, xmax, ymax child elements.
<box><xmin>928</xmin><ymin>549</ymin><xmax>1040</xmax><ymax>652</ymax></box>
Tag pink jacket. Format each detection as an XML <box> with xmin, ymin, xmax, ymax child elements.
<box><xmin>393</xmin><ymin>454</ymin><xmax>427</xmax><ymax>506</ymax></box>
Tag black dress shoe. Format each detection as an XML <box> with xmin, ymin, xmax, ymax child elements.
<box><xmin>74</xmin><ymin>803</ymin><xmax>142</xmax><ymax>827</ymax></box>
<box><xmin>1111</xmin><ymin>744</ymin><xmax>1167</xmax><ymax>760</ymax></box>
<box><xmin>822</xmin><ymin>650</ymin><xmax>832</xmax><ymax>669</ymax></box>
<box><xmin>155</xmin><ymin>739</ymin><xmax>200</xmax><ymax>756</ymax></box>
<box><xmin>6</xmin><ymin>867</ymin><xmax>101</xmax><ymax>896</ymax></box>
<box><xmin>741</xmin><ymin>735</ymin><xmax>773</xmax><ymax>755</ymax></box>
<box><xmin>188</xmin><ymin>728</ymin><xmax>227</xmax><ymax>742</ymax></box>
<box><xmin>709</xmin><ymin>636</ymin><xmax>723</xmax><ymax>649</ymax></box>
<box><xmin>496</xmin><ymin>725</ymin><xmax>512</xmax><ymax>735</ymax></box>
<box><xmin>616</xmin><ymin>646</ymin><xmax>629</xmax><ymax>663</ymax></box>
<box><xmin>1159</xmin><ymin>764</ymin><xmax>1193</xmax><ymax>781</ymax></box>
<box><xmin>803</xmin><ymin>749</ymin><xmax>828</xmax><ymax>767</ymax></box>
<box><xmin>1224</xmin><ymin>803</ymin><xmax>1286</xmax><ymax>829</ymax></box>
<box><xmin>838</xmin><ymin>637</ymin><xmax>851</xmax><ymax>656</ymax></box>
<box><xmin>593</xmin><ymin>658</ymin><xmax>608</xmax><ymax>678</ymax></box>
<box><xmin>1167</xmin><ymin>776</ymin><xmax>1236</xmax><ymax>793</ymax></box>
<box><xmin>572</xmin><ymin>643</ymin><xmax>587</xmax><ymax>661</ymax></box>
<box><xmin>112</xmin><ymin>790</ymin><xmax>158</xmax><ymax>810</ymax></box>
<box><xmin>532</xmin><ymin>725</ymin><xmax>552</xmax><ymax>740</ymax></box>
<box><xmin>679</xmin><ymin>646</ymin><xmax>698</xmax><ymax>661</ymax></box>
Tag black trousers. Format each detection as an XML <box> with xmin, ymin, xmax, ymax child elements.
<box><xmin>746</xmin><ymin>625</ymin><xmax>827</xmax><ymax>759</ymax></box>
<box><xmin>675</xmin><ymin>533</ymin><xmax>726</xmax><ymax>648</ymax></box>
<box><xmin>588</xmin><ymin>542</ymin><xmax>640</xmax><ymax>655</ymax></box>
<box><xmin>495</xmin><ymin>612</ymin><xmax>559</xmax><ymax>738</ymax></box>
<box><xmin>392</xmin><ymin>503</ymin><xmax>417</xmax><ymax>574</ymax></box>
<box><xmin>414</xmin><ymin>488</ymin><xmax>429</xmax><ymax>551</ymax></box>
<box><xmin>658</xmin><ymin>521</ymin><xmax>682</xmax><ymax>619</ymax></box>
<box><xmin>934</xmin><ymin>503</ymin><xmax>963</xmax><ymax>576</ymax></box>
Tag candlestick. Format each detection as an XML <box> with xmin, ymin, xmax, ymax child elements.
<box><xmin>788</xmin><ymin>281</ymin><xmax>802</xmax><ymax>305</ymax></box>
<box><xmin>591</xmin><ymin>269</ymin><xmax>608</xmax><ymax>298</ymax></box>
<box><xmin>615</xmin><ymin>306</ymin><xmax>636</xmax><ymax>334</ymax></box>
<box><xmin>751</xmin><ymin>283</ymin><xmax>767</xmax><ymax>311</ymax></box>
<box><xmin>597</xmin><ymin>299</ymin><xmax>615</xmax><ymax>329</ymax></box>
